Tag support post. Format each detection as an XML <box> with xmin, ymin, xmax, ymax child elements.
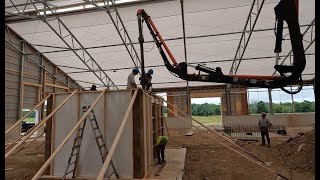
<box><xmin>268</xmin><ymin>88</ymin><xmax>274</xmax><ymax>115</ymax></box>
<box><xmin>44</xmin><ymin>94</ymin><xmax>53</xmax><ymax>175</ymax></box>
<box><xmin>133</xmin><ymin>90</ymin><xmax>144</xmax><ymax>178</ymax></box>
<box><xmin>180</xmin><ymin>0</ymin><xmax>191</xmax><ymax>116</ymax></box>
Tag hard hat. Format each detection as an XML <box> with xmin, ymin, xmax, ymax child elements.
<box><xmin>132</xmin><ymin>67</ymin><xmax>139</xmax><ymax>73</ymax></box>
<box><xmin>147</xmin><ymin>69</ymin><xmax>153</xmax><ymax>75</ymax></box>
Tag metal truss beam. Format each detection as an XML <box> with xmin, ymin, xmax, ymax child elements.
<box><xmin>59</xmin><ymin>53</ymin><xmax>314</xmax><ymax>74</ymax></box>
<box><xmin>5</xmin><ymin>0</ymin><xmax>174</xmax><ymax>23</ymax></box>
<box><xmin>37</xmin><ymin>24</ymin><xmax>311</xmax><ymax>54</ymax></box>
<box><xmin>83</xmin><ymin>0</ymin><xmax>141</xmax><ymax>69</ymax></box>
<box><xmin>272</xmin><ymin>18</ymin><xmax>315</xmax><ymax>76</ymax></box>
<box><xmin>28</xmin><ymin>0</ymin><xmax>118</xmax><ymax>90</ymax></box>
<box><xmin>229</xmin><ymin>0</ymin><xmax>265</xmax><ymax>75</ymax></box>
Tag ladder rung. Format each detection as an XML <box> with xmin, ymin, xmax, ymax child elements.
<box><xmin>66</xmin><ymin>169</ymin><xmax>75</xmax><ymax>175</ymax></box>
<box><xmin>72</xmin><ymin>145</ymin><xmax>80</xmax><ymax>150</ymax></box>
<box><xmin>96</xmin><ymin>135</ymin><xmax>103</xmax><ymax>139</ymax></box>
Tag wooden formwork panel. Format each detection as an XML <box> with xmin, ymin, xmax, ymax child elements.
<box><xmin>46</xmin><ymin>90</ymin><xmax>160</xmax><ymax>179</ymax></box>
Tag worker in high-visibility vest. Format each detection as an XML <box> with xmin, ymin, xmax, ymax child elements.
<box><xmin>154</xmin><ymin>136</ymin><xmax>168</xmax><ymax>164</ymax></box>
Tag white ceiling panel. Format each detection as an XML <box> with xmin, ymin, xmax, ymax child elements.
<box><xmin>6</xmin><ymin>0</ymin><xmax>315</xmax><ymax>90</ymax></box>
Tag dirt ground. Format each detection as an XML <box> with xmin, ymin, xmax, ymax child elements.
<box><xmin>5</xmin><ymin>127</ymin><xmax>315</xmax><ymax>180</ymax></box>
<box><xmin>5</xmin><ymin>138</ymin><xmax>45</xmax><ymax>180</ymax></box>
<box><xmin>167</xmin><ymin>127</ymin><xmax>315</xmax><ymax>180</ymax></box>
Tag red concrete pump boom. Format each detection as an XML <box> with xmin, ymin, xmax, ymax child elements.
<box><xmin>137</xmin><ymin>0</ymin><xmax>305</xmax><ymax>94</ymax></box>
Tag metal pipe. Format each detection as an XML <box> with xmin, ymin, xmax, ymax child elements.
<box><xmin>180</xmin><ymin>0</ymin><xmax>191</xmax><ymax>116</ymax></box>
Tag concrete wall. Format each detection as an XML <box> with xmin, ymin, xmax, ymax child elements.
<box><xmin>222</xmin><ymin>113</ymin><xmax>315</xmax><ymax>127</ymax></box>
<box><xmin>165</xmin><ymin>117</ymin><xmax>192</xmax><ymax>129</ymax></box>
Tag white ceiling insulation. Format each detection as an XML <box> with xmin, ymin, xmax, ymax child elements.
<box><xmin>6</xmin><ymin>0</ymin><xmax>315</xmax><ymax>89</ymax></box>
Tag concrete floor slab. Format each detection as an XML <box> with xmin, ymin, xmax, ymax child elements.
<box><xmin>149</xmin><ymin>147</ymin><xmax>186</xmax><ymax>180</ymax></box>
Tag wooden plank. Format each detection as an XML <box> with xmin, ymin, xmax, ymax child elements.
<box><xmin>185</xmin><ymin>131</ymin><xmax>194</xmax><ymax>136</ymax></box>
<box><xmin>97</xmin><ymin>90</ymin><xmax>138</xmax><ymax>180</ymax></box>
<box><xmin>31</xmin><ymin>90</ymin><xmax>106</xmax><ymax>180</ymax></box>
<box><xmin>133</xmin><ymin>90</ymin><xmax>143</xmax><ymax>178</ymax></box>
<box><xmin>22</xmin><ymin>81</ymin><xmax>42</xmax><ymax>87</ymax></box>
<box><xmin>5</xmin><ymin>94</ymin><xmax>51</xmax><ymax>135</ymax></box>
<box><xmin>44</xmin><ymin>95</ymin><xmax>53</xmax><ymax>175</ymax></box>
<box><xmin>46</xmin><ymin>82</ymin><xmax>69</xmax><ymax>90</ymax></box>
<box><xmin>5</xmin><ymin>91</ymin><xmax>77</xmax><ymax>159</ymax></box>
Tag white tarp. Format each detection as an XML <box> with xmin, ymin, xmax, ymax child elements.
<box><xmin>7</xmin><ymin>0</ymin><xmax>315</xmax><ymax>89</ymax></box>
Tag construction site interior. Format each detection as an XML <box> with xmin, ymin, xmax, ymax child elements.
<box><xmin>5</xmin><ymin>0</ymin><xmax>315</xmax><ymax>180</ymax></box>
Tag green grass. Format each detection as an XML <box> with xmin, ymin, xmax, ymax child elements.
<box><xmin>23</xmin><ymin>118</ymin><xmax>35</xmax><ymax>123</ymax></box>
<box><xmin>192</xmin><ymin>115</ymin><xmax>222</xmax><ymax>126</ymax></box>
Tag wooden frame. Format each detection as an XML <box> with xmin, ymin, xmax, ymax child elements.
<box><xmin>32</xmin><ymin>90</ymin><xmax>106</xmax><ymax>180</ymax></box>
<box><xmin>5</xmin><ymin>94</ymin><xmax>51</xmax><ymax>135</ymax></box>
<box><xmin>5</xmin><ymin>91</ymin><xmax>77</xmax><ymax>158</ymax></box>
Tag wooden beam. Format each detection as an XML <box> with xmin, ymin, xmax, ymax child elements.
<box><xmin>46</xmin><ymin>82</ymin><xmax>69</xmax><ymax>90</ymax></box>
<box><xmin>22</xmin><ymin>81</ymin><xmax>43</xmax><ymax>87</ymax></box>
<box><xmin>31</xmin><ymin>90</ymin><xmax>106</xmax><ymax>180</ymax></box>
<box><xmin>44</xmin><ymin>94</ymin><xmax>54</xmax><ymax>175</ymax></box>
<box><xmin>97</xmin><ymin>90</ymin><xmax>138</xmax><ymax>180</ymax></box>
<box><xmin>5</xmin><ymin>91</ymin><xmax>77</xmax><ymax>159</ymax></box>
<box><xmin>5</xmin><ymin>94</ymin><xmax>52</xmax><ymax>135</ymax></box>
<box><xmin>133</xmin><ymin>90</ymin><xmax>144</xmax><ymax>178</ymax></box>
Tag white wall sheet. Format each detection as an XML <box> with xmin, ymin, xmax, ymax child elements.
<box><xmin>105</xmin><ymin>90</ymin><xmax>133</xmax><ymax>178</ymax></box>
<box><xmin>7</xmin><ymin>0</ymin><xmax>315</xmax><ymax>89</ymax></box>
<box><xmin>78</xmin><ymin>92</ymin><xmax>105</xmax><ymax>177</ymax></box>
<box><xmin>52</xmin><ymin>93</ymin><xmax>79</xmax><ymax>175</ymax></box>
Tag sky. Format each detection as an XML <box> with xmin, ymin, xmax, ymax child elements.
<box><xmin>156</xmin><ymin>85</ymin><xmax>315</xmax><ymax>105</ymax></box>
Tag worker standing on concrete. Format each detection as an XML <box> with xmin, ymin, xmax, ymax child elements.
<box><xmin>127</xmin><ymin>67</ymin><xmax>140</xmax><ymax>89</ymax></box>
<box><xmin>154</xmin><ymin>135</ymin><xmax>168</xmax><ymax>164</ymax></box>
<box><xmin>258</xmin><ymin>112</ymin><xmax>272</xmax><ymax>147</ymax></box>
<box><xmin>145</xmin><ymin>69</ymin><xmax>153</xmax><ymax>91</ymax></box>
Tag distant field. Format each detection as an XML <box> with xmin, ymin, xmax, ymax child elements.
<box><xmin>23</xmin><ymin>118</ymin><xmax>35</xmax><ymax>123</ymax></box>
<box><xmin>192</xmin><ymin>115</ymin><xmax>222</xmax><ymax>126</ymax></box>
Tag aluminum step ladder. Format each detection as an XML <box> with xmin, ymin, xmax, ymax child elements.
<box><xmin>63</xmin><ymin>106</ymin><xmax>119</xmax><ymax>179</ymax></box>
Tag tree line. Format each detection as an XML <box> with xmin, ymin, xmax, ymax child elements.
<box><xmin>163</xmin><ymin>100</ymin><xmax>315</xmax><ymax>116</ymax></box>
<box><xmin>249</xmin><ymin>100</ymin><xmax>315</xmax><ymax>114</ymax></box>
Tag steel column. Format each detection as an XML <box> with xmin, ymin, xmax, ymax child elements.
<box><xmin>180</xmin><ymin>0</ymin><xmax>191</xmax><ymax>116</ymax></box>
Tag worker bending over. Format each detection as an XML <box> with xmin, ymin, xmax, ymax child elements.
<box><xmin>258</xmin><ymin>112</ymin><xmax>272</xmax><ymax>147</ymax></box>
<box><xmin>145</xmin><ymin>69</ymin><xmax>153</xmax><ymax>91</ymax></box>
<box><xmin>127</xmin><ymin>67</ymin><xmax>139</xmax><ymax>89</ymax></box>
<box><xmin>154</xmin><ymin>135</ymin><xmax>168</xmax><ymax>164</ymax></box>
